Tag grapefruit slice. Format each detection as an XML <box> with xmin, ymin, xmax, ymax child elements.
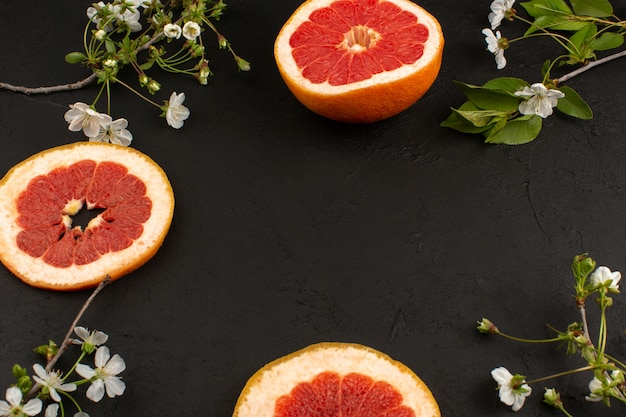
<box><xmin>274</xmin><ymin>0</ymin><xmax>444</xmax><ymax>123</ymax></box>
<box><xmin>233</xmin><ymin>342</ymin><xmax>440</xmax><ymax>417</ymax></box>
<box><xmin>0</xmin><ymin>142</ymin><xmax>174</xmax><ymax>291</ymax></box>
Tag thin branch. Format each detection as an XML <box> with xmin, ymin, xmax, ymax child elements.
<box><xmin>26</xmin><ymin>276</ymin><xmax>112</xmax><ymax>399</ymax></box>
<box><xmin>557</xmin><ymin>49</ymin><xmax>626</xmax><ymax>84</ymax></box>
<box><xmin>0</xmin><ymin>73</ymin><xmax>97</xmax><ymax>95</ymax></box>
<box><xmin>46</xmin><ymin>275</ymin><xmax>112</xmax><ymax>371</ymax></box>
<box><xmin>0</xmin><ymin>30</ymin><xmax>163</xmax><ymax>97</ymax></box>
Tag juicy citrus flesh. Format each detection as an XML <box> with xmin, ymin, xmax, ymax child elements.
<box><xmin>233</xmin><ymin>342</ymin><xmax>440</xmax><ymax>417</ymax></box>
<box><xmin>0</xmin><ymin>142</ymin><xmax>175</xmax><ymax>291</ymax></box>
<box><xmin>274</xmin><ymin>0</ymin><xmax>444</xmax><ymax>123</ymax></box>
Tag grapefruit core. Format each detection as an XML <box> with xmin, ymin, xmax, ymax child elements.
<box><xmin>0</xmin><ymin>142</ymin><xmax>175</xmax><ymax>291</ymax></box>
<box><xmin>274</xmin><ymin>0</ymin><xmax>444</xmax><ymax>123</ymax></box>
<box><xmin>233</xmin><ymin>342</ymin><xmax>440</xmax><ymax>417</ymax></box>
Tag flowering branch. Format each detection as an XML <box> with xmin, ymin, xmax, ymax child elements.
<box><xmin>0</xmin><ymin>0</ymin><xmax>250</xmax><ymax>146</ymax></box>
<box><xmin>478</xmin><ymin>253</ymin><xmax>626</xmax><ymax>415</ymax></box>
<box><xmin>442</xmin><ymin>0</ymin><xmax>626</xmax><ymax>144</ymax></box>
<box><xmin>2</xmin><ymin>276</ymin><xmax>126</xmax><ymax>417</ymax></box>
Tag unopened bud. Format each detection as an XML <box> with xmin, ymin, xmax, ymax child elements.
<box><xmin>95</xmin><ymin>29</ymin><xmax>107</xmax><ymax>40</ymax></box>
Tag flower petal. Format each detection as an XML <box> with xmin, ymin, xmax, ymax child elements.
<box><xmin>491</xmin><ymin>367</ymin><xmax>514</xmax><ymax>385</ymax></box>
<box><xmin>22</xmin><ymin>398</ymin><xmax>43</xmax><ymax>416</ymax></box>
<box><xmin>75</xmin><ymin>364</ymin><xmax>96</xmax><ymax>379</ymax></box>
<box><xmin>95</xmin><ymin>346</ymin><xmax>111</xmax><ymax>368</ymax></box>
<box><xmin>104</xmin><ymin>354</ymin><xmax>126</xmax><ymax>375</ymax></box>
<box><xmin>86</xmin><ymin>379</ymin><xmax>105</xmax><ymax>402</ymax></box>
<box><xmin>104</xmin><ymin>377</ymin><xmax>126</xmax><ymax>398</ymax></box>
<box><xmin>5</xmin><ymin>386</ymin><xmax>22</xmax><ymax>406</ymax></box>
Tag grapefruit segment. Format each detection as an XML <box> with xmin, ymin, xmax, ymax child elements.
<box><xmin>233</xmin><ymin>342</ymin><xmax>440</xmax><ymax>417</ymax></box>
<box><xmin>274</xmin><ymin>0</ymin><xmax>444</xmax><ymax>123</ymax></box>
<box><xmin>0</xmin><ymin>142</ymin><xmax>175</xmax><ymax>291</ymax></box>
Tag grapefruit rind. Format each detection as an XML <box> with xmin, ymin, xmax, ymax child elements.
<box><xmin>274</xmin><ymin>0</ymin><xmax>444</xmax><ymax>123</ymax></box>
<box><xmin>0</xmin><ymin>142</ymin><xmax>175</xmax><ymax>291</ymax></box>
<box><xmin>233</xmin><ymin>342</ymin><xmax>440</xmax><ymax>417</ymax></box>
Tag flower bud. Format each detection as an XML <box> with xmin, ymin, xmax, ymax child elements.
<box><xmin>543</xmin><ymin>388</ymin><xmax>562</xmax><ymax>407</ymax></box>
<box><xmin>217</xmin><ymin>35</ymin><xmax>228</xmax><ymax>49</ymax></box>
<box><xmin>95</xmin><ymin>29</ymin><xmax>107</xmax><ymax>40</ymax></box>
<box><xmin>476</xmin><ymin>318</ymin><xmax>498</xmax><ymax>334</ymax></box>
<box><xmin>12</xmin><ymin>364</ymin><xmax>27</xmax><ymax>379</ymax></box>
<box><xmin>235</xmin><ymin>56</ymin><xmax>251</xmax><ymax>71</ymax></box>
<box><xmin>138</xmin><ymin>74</ymin><xmax>149</xmax><ymax>86</ymax></box>
<box><xmin>148</xmin><ymin>79</ymin><xmax>161</xmax><ymax>94</ymax></box>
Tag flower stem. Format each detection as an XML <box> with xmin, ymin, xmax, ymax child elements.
<box><xmin>496</xmin><ymin>331</ymin><xmax>563</xmax><ymax>344</ymax></box>
<box><xmin>112</xmin><ymin>77</ymin><xmax>162</xmax><ymax>109</ymax></box>
<box><xmin>526</xmin><ymin>365</ymin><xmax>595</xmax><ymax>385</ymax></box>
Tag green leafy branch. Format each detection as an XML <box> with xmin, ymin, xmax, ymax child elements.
<box><xmin>442</xmin><ymin>0</ymin><xmax>626</xmax><ymax>144</ymax></box>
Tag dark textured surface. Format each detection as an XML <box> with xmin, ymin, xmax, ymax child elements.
<box><xmin>1</xmin><ymin>1</ymin><xmax>626</xmax><ymax>416</ymax></box>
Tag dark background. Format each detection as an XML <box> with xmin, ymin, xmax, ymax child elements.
<box><xmin>2</xmin><ymin>1</ymin><xmax>626</xmax><ymax>416</ymax></box>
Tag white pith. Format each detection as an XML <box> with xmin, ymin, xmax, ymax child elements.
<box><xmin>235</xmin><ymin>343</ymin><xmax>439</xmax><ymax>417</ymax></box>
<box><xmin>275</xmin><ymin>0</ymin><xmax>443</xmax><ymax>93</ymax></box>
<box><xmin>0</xmin><ymin>143</ymin><xmax>174</xmax><ymax>289</ymax></box>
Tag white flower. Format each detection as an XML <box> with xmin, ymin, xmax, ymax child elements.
<box><xmin>89</xmin><ymin>117</ymin><xmax>133</xmax><ymax>146</ymax></box>
<box><xmin>482</xmin><ymin>28</ymin><xmax>507</xmax><ymax>69</ymax></box>
<box><xmin>491</xmin><ymin>367</ymin><xmax>532</xmax><ymax>412</ymax></box>
<box><xmin>73</xmin><ymin>326</ymin><xmax>109</xmax><ymax>354</ymax></box>
<box><xmin>32</xmin><ymin>363</ymin><xmax>77</xmax><ymax>402</ymax></box>
<box><xmin>76</xmin><ymin>346</ymin><xmax>126</xmax><ymax>402</ymax></box>
<box><xmin>590</xmin><ymin>266</ymin><xmax>621</xmax><ymax>291</ymax></box>
<box><xmin>489</xmin><ymin>0</ymin><xmax>515</xmax><ymax>30</ymax></box>
<box><xmin>182</xmin><ymin>21</ymin><xmax>201</xmax><ymax>40</ymax></box>
<box><xmin>45</xmin><ymin>403</ymin><xmax>59</xmax><ymax>417</ymax></box>
<box><xmin>163</xmin><ymin>23</ymin><xmax>182</xmax><ymax>39</ymax></box>
<box><xmin>87</xmin><ymin>2</ymin><xmax>114</xmax><ymax>32</ymax></box>
<box><xmin>514</xmin><ymin>83</ymin><xmax>565</xmax><ymax>118</ymax></box>
<box><xmin>165</xmin><ymin>92</ymin><xmax>190</xmax><ymax>129</ymax></box>
<box><xmin>113</xmin><ymin>5</ymin><xmax>142</xmax><ymax>32</ymax></box>
<box><xmin>64</xmin><ymin>103</ymin><xmax>110</xmax><ymax>138</ymax></box>
<box><xmin>586</xmin><ymin>370</ymin><xmax>623</xmax><ymax>402</ymax></box>
<box><xmin>0</xmin><ymin>387</ymin><xmax>43</xmax><ymax>417</ymax></box>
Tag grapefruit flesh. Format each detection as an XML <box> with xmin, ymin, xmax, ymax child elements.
<box><xmin>233</xmin><ymin>342</ymin><xmax>440</xmax><ymax>417</ymax></box>
<box><xmin>0</xmin><ymin>142</ymin><xmax>174</xmax><ymax>291</ymax></box>
<box><xmin>274</xmin><ymin>0</ymin><xmax>444</xmax><ymax>123</ymax></box>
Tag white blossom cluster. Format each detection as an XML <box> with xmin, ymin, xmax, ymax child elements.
<box><xmin>0</xmin><ymin>327</ymin><xmax>126</xmax><ymax>417</ymax></box>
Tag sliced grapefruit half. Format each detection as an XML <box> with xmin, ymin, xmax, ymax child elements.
<box><xmin>233</xmin><ymin>342</ymin><xmax>440</xmax><ymax>417</ymax></box>
<box><xmin>274</xmin><ymin>0</ymin><xmax>444</xmax><ymax>123</ymax></box>
<box><xmin>0</xmin><ymin>142</ymin><xmax>175</xmax><ymax>291</ymax></box>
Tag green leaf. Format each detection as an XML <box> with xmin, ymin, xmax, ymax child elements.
<box><xmin>572</xmin><ymin>253</ymin><xmax>596</xmax><ymax>286</ymax></box>
<box><xmin>454</xmin><ymin>81</ymin><xmax>522</xmax><ymax>112</ymax></box>
<box><xmin>441</xmin><ymin>102</ymin><xmax>495</xmax><ymax>133</ymax></box>
<box><xmin>520</xmin><ymin>0</ymin><xmax>573</xmax><ymax>17</ymax></box>
<box><xmin>525</xmin><ymin>15</ymin><xmax>590</xmax><ymax>35</ymax></box>
<box><xmin>105</xmin><ymin>39</ymin><xmax>116</xmax><ymax>53</ymax></box>
<box><xmin>570</xmin><ymin>0</ymin><xmax>613</xmax><ymax>17</ymax></box>
<box><xmin>556</xmin><ymin>85</ymin><xmax>593</xmax><ymax>119</ymax></box>
<box><xmin>482</xmin><ymin>77</ymin><xmax>530</xmax><ymax>94</ymax></box>
<box><xmin>452</xmin><ymin>108</ymin><xmax>511</xmax><ymax>128</ymax></box>
<box><xmin>139</xmin><ymin>60</ymin><xmax>155</xmax><ymax>71</ymax></box>
<box><xmin>568</xmin><ymin>24</ymin><xmax>597</xmax><ymax>51</ymax></box>
<box><xmin>485</xmin><ymin>115</ymin><xmax>543</xmax><ymax>145</ymax></box>
<box><xmin>441</xmin><ymin>111</ymin><xmax>494</xmax><ymax>134</ymax></box>
<box><xmin>591</xmin><ymin>32</ymin><xmax>624</xmax><ymax>51</ymax></box>
<box><xmin>65</xmin><ymin>51</ymin><xmax>87</xmax><ymax>64</ymax></box>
